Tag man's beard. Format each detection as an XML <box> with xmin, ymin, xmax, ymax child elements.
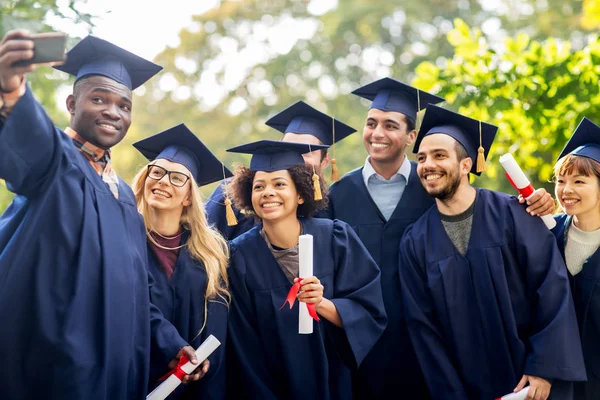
<box><xmin>423</xmin><ymin>168</ymin><xmax>461</xmax><ymax>201</ymax></box>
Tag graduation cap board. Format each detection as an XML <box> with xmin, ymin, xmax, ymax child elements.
<box><xmin>133</xmin><ymin>123</ymin><xmax>232</xmax><ymax>187</ymax></box>
<box><xmin>54</xmin><ymin>35</ymin><xmax>162</xmax><ymax>90</ymax></box>
<box><xmin>352</xmin><ymin>77</ymin><xmax>445</xmax><ymax>122</ymax></box>
<box><xmin>558</xmin><ymin>117</ymin><xmax>600</xmax><ymax>163</ymax></box>
<box><xmin>413</xmin><ymin>104</ymin><xmax>498</xmax><ymax>175</ymax></box>
<box><xmin>265</xmin><ymin>101</ymin><xmax>356</xmax><ymax>146</ymax></box>
<box><xmin>227</xmin><ymin>139</ymin><xmax>329</xmax><ymax>200</ymax></box>
<box><xmin>265</xmin><ymin>101</ymin><xmax>355</xmax><ymax>181</ymax></box>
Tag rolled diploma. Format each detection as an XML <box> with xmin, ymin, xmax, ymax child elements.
<box><xmin>496</xmin><ymin>386</ymin><xmax>530</xmax><ymax>400</ymax></box>
<box><xmin>499</xmin><ymin>153</ymin><xmax>556</xmax><ymax>229</ymax></box>
<box><xmin>146</xmin><ymin>335</ymin><xmax>221</xmax><ymax>400</ymax></box>
<box><xmin>299</xmin><ymin>234</ymin><xmax>313</xmax><ymax>334</ymax></box>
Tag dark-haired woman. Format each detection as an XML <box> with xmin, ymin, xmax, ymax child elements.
<box><xmin>552</xmin><ymin>118</ymin><xmax>600</xmax><ymax>399</ymax></box>
<box><xmin>225</xmin><ymin>140</ymin><xmax>386</xmax><ymax>400</ymax></box>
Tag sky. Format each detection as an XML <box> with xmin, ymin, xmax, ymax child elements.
<box><xmin>46</xmin><ymin>0</ymin><xmax>338</xmax><ymax>113</ymax></box>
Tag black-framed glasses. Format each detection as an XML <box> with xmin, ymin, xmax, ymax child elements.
<box><xmin>147</xmin><ymin>165</ymin><xmax>191</xmax><ymax>187</ymax></box>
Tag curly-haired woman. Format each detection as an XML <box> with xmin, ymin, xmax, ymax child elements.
<box><xmin>225</xmin><ymin>140</ymin><xmax>386</xmax><ymax>400</ymax></box>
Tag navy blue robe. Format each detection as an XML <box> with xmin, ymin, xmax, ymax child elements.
<box><xmin>147</xmin><ymin>232</ymin><xmax>228</xmax><ymax>400</ymax></box>
<box><xmin>0</xmin><ymin>87</ymin><xmax>187</xmax><ymax>400</ymax></box>
<box><xmin>205</xmin><ymin>179</ymin><xmax>256</xmax><ymax>240</ymax></box>
<box><xmin>227</xmin><ymin>218</ymin><xmax>386</xmax><ymax>400</ymax></box>
<box><xmin>400</xmin><ymin>189</ymin><xmax>586</xmax><ymax>400</ymax></box>
<box><xmin>327</xmin><ymin>163</ymin><xmax>434</xmax><ymax>398</ymax></box>
<box><xmin>553</xmin><ymin>214</ymin><xmax>600</xmax><ymax>400</ymax></box>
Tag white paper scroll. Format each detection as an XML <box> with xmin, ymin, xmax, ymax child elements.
<box><xmin>496</xmin><ymin>386</ymin><xmax>530</xmax><ymax>400</ymax></box>
<box><xmin>298</xmin><ymin>234</ymin><xmax>313</xmax><ymax>334</ymax></box>
<box><xmin>146</xmin><ymin>335</ymin><xmax>221</xmax><ymax>400</ymax></box>
<box><xmin>499</xmin><ymin>153</ymin><xmax>556</xmax><ymax>230</ymax></box>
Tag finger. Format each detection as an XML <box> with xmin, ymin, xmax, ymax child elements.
<box><xmin>202</xmin><ymin>359</ymin><xmax>210</xmax><ymax>373</ymax></box>
<box><xmin>526</xmin><ymin>386</ymin><xmax>536</xmax><ymax>400</ymax></box>
<box><xmin>0</xmin><ymin>30</ymin><xmax>31</xmax><ymax>46</ymax></box>
<box><xmin>299</xmin><ymin>276</ymin><xmax>317</xmax><ymax>285</ymax></box>
<box><xmin>518</xmin><ymin>195</ymin><xmax>525</xmax><ymax>204</ymax></box>
<box><xmin>300</xmin><ymin>283</ymin><xmax>322</xmax><ymax>292</ymax></box>
<box><xmin>182</xmin><ymin>346</ymin><xmax>198</xmax><ymax>364</ymax></box>
<box><xmin>514</xmin><ymin>375</ymin><xmax>528</xmax><ymax>392</ymax></box>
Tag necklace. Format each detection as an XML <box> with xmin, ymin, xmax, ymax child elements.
<box><xmin>147</xmin><ymin>231</ymin><xmax>185</xmax><ymax>250</ymax></box>
<box><xmin>151</xmin><ymin>229</ymin><xmax>183</xmax><ymax>240</ymax></box>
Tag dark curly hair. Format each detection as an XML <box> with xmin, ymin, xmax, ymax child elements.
<box><xmin>230</xmin><ymin>164</ymin><xmax>329</xmax><ymax>219</ymax></box>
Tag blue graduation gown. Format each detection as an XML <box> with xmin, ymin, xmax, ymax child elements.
<box><xmin>147</xmin><ymin>233</ymin><xmax>228</xmax><ymax>400</ymax></box>
<box><xmin>0</xmin><ymin>87</ymin><xmax>187</xmax><ymax>400</ymax></box>
<box><xmin>552</xmin><ymin>214</ymin><xmax>600</xmax><ymax>400</ymax></box>
<box><xmin>205</xmin><ymin>179</ymin><xmax>256</xmax><ymax>240</ymax></box>
<box><xmin>226</xmin><ymin>218</ymin><xmax>386</xmax><ymax>400</ymax></box>
<box><xmin>400</xmin><ymin>189</ymin><xmax>586</xmax><ymax>400</ymax></box>
<box><xmin>327</xmin><ymin>163</ymin><xmax>434</xmax><ymax>398</ymax></box>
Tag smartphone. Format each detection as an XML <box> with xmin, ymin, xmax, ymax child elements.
<box><xmin>13</xmin><ymin>32</ymin><xmax>67</xmax><ymax>67</ymax></box>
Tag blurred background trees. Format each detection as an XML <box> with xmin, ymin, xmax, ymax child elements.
<box><xmin>1</xmin><ymin>0</ymin><xmax>598</xmax><ymax>212</ymax></box>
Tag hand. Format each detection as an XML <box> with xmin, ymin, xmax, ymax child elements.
<box><xmin>0</xmin><ymin>30</ymin><xmax>35</xmax><ymax>92</ymax></box>
<box><xmin>518</xmin><ymin>188</ymin><xmax>554</xmax><ymax>216</ymax></box>
<box><xmin>514</xmin><ymin>374</ymin><xmax>551</xmax><ymax>400</ymax></box>
<box><xmin>296</xmin><ymin>276</ymin><xmax>324</xmax><ymax>308</ymax></box>
<box><xmin>168</xmin><ymin>346</ymin><xmax>210</xmax><ymax>384</ymax></box>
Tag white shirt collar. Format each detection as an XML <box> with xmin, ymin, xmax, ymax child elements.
<box><xmin>362</xmin><ymin>155</ymin><xmax>411</xmax><ymax>186</ymax></box>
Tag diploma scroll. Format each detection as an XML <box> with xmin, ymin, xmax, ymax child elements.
<box><xmin>146</xmin><ymin>335</ymin><xmax>221</xmax><ymax>400</ymax></box>
<box><xmin>496</xmin><ymin>386</ymin><xmax>530</xmax><ymax>400</ymax></box>
<box><xmin>499</xmin><ymin>153</ymin><xmax>556</xmax><ymax>230</ymax></box>
<box><xmin>298</xmin><ymin>234</ymin><xmax>313</xmax><ymax>335</ymax></box>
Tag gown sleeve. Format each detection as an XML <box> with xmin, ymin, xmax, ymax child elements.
<box><xmin>194</xmin><ymin>296</ymin><xmax>229</xmax><ymax>400</ymax></box>
<box><xmin>0</xmin><ymin>85</ymin><xmax>64</xmax><ymax>197</ymax></box>
<box><xmin>226</xmin><ymin>244</ymin><xmax>279</xmax><ymax>399</ymax></box>
<box><xmin>399</xmin><ymin>224</ymin><xmax>468</xmax><ymax>400</ymax></box>
<box><xmin>328</xmin><ymin>219</ymin><xmax>387</xmax><ymax>368</ymax></box>
<box><xmin>509</xmin><ymin>203</ymin><xmax>586</xmax><ymax>381</ymax></box>
<box><xmin>147</xmin><ymin>246</ymin><xmax>189</xmax><ymax>367</ymax></box>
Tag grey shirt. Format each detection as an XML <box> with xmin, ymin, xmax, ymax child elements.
<box><xmin>260</xmin><ymin>229</ymin><xmax>299</xmax><ymax>283</ymax></box>
<box><xmin>440</xmin><ymin>196</ymin><xmax>477</xmax><ymax>256</ymax></box>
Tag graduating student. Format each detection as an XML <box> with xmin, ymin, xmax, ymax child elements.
<box><xmin>552</xmin><ymin>118</ymin><xmax>600</xmax><ymax>400</ymax></box>
<box><xmin>205</xmin><ymin>101</ymin><xmax>355</xmax><ymax>239</ymax></box>
<box><xmin>327</xmin><ymin>77</ymin><xmax>555</xmax><ymax>399</ymax></box>
<box><xmin>327</xmin><ymin>77</ymin><xmax>443</xmax><ymax>398</ymax></box>
<box><xmin>400</xmin><ymin>105</ymin><xmax>586</xmax><ymax>400</ymax></box>
<box><xmin>225</xmin><ymin>140</ymin><xmax>386</xmax><ymax>400</ymax></box>
<box><xmin>132</xmin><ymin>124</ymin><xmax>231</xmax><ymax>399</ymax></box>
<box><xmin>0</xmin><ymin>33</ymin><xmax>198</xmax><ymax>399</ymax></box>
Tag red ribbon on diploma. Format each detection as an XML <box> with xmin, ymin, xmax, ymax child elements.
<box><xmin>158</xmin><ymin>354</ymin><xmax>190</xmax><ymax>382</ymax></box>
<box><xmin>280</xmin><ymin>278</ymin><xmax>321</xmax><ymax>321</ymax></box>
<box><xmin>505</xmin><ymin>172</ymin><xmax>535</xmax><ymax>198</ymax></box>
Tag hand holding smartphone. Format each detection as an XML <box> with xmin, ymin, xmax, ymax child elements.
<box><xmin>12</xmin><ymin>32</ymin><xmax>67</xmax><ymax>67</ymax></box>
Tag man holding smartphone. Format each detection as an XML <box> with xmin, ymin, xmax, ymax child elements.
<box><xmin>0</xmin><ymin>31</ymin><xmax>203</xmax><ymax>400</ymax></box>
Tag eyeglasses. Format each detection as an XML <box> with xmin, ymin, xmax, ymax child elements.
<box><xmin>147</xmin><ymin>165</ymin><xmax>191</xmax><ymax>187</ymax></box>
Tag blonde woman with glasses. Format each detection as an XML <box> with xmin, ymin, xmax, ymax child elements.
<box><xmin>132</xmin><ymin>124</ymin><xmax>231</xmax><ymax>400</ymax></box>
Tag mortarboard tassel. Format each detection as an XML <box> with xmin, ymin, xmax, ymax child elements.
<box><xmin>329</xmin><ymin>116</ymin><xmax>340</xmax><ymax>182</ymax></box>
<box><xmin>222</xmin><ymin>165</ymin><xmax>238</xmax><ymax>226</ymax></box>
<box><xmin>476</xmin><ymin>120</ymin><xmax>487</xmax><ymax>173</ymax></box>
<box><xmin>308</xmin><ymin>143</ymin><xmax>323</xmax><ymax>200</ymax></box>
<box><xmin>312</xmin><ymin>173</ymin><xmax>323</xmax><ymax>201</ymax></box>
<box><xmin>330</xmin><ymin>159</ymin><xmax>340</xmax><ymax>182</ymax></box>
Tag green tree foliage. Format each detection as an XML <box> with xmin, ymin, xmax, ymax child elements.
<box><xmin>124</xmin><ymin>0</ymin><xmax>588</xmax><ymax>199</ymax></box>
<box><xmin>0</xmin><ymin>0</ymin><xmax>91</xmax><ymax>210</ymax></box>
<box><xmin>412</xmin><ymin>18</ymin><xmax>600</xmax><ymax>194</ymax></box>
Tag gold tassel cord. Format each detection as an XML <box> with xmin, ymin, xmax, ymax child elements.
<box><xmin>330</xmin><ymin>158</ymin><xmax>340</xmax><ymax>182</ymax></box>
<box><xmin>476</xmin><ymin>120</ymin><xmax>487</xmax><ymax>173</ymax></box>
<box><xmin>329</xmin><ymin>116</ymin><xmax>340</xmax><ymax>182</ymax></box>
<box><xmin>312</xmin><ymin>173</ymin><xmax>323</xmax><ymax>201</ymax></box>
<box><xmin>308</xmin><ymin>143</ymin><xmax>323</xmax><ymax>200</ymax></box>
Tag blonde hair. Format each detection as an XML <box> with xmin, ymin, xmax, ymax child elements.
<box><xmin>132</xmin><ymin>162</ymin><xmax>230</xmax><ymax>334</ymax></box>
